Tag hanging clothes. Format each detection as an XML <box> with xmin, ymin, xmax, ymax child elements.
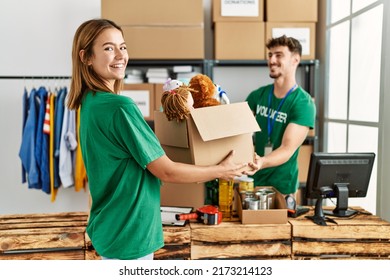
<box><xmin>48</xmin><ymin>92</ymin><xmax>58</xmax><ymax>202</ymax></box>
<box><xmin>59</xmin><ymin>96</ymin><xmax>77</xmax><ymax>188</ymax></box>
<box><xmin>19</xmin><ymin>84</ymin><xmax>87</xmax><ymax>200</ymax></box>
<box><xmin>19</xmin><ymin>87</ymin><xmax>41</xmax><ymax>189</ymax></box>
<box><xmin>54</xmin><ymin>87</ymin><xmax>66</xmax><ymax>189</ymax></box>
<box><xmin>74</xmin><ymin>107</ymin><xmax>88</xmax><ymax>192</ymax></box>
<box><xmin>35</xmin><ymin>87</ymin><xmax>50</xmax><ymax>194</ymax></box>
<box><xmin>20</xmin><ymin>87</ymin><xmax>29</xmax><ymax>184</ymax></box>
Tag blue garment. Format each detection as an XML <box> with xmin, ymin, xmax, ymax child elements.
<box><xmin>34</xmin><ymin>86</ymin><xmax>51</xmax><ymax>194</ymax></box>
<box><xmin>54</xmin><ymin>87</ymin><xmax>67</xmax><ymax>188</ymax></box>
<box><xmin>19</xmin><ymin>88</ymin><xmax>41</xmax><ymax>189</ymax></box>
<box><xmin>21</xmin><ymin>88</ymin><xmax>29</xmax><ymax>184</ymax></box>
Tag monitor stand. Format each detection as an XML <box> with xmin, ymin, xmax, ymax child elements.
<box><xmin>323</xmin><ymin>183</ymin><xmax>357</xmax><ymax>217</ymax></box>
<box><xmin>306</xmin><ymin>196</ymin><xmax>336</xmax><ymax>226</ymax></box>
<box><xmin>306</xmin><ymin>186</ymin><xmax>337</xmax><ymax>226</ymax></box>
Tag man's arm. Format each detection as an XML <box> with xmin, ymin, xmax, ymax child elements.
<box><xmin>260</xmin><ymin>123</ymin><xmax>309</xmax><ymax>169</ymax></box>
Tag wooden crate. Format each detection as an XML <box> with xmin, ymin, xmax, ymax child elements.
<box><xmin>190</xmin><ymin>221</ymin><xmax>291</xmax><ymax>259</ymax></box>
<box><xmin>85</xmin><ymin>224</ymin><xmax>191</xmax><ymax>260</ymax></box>
<box><xmin>84</xmin><ymin>232</ymin><xmax>100</xmax><ymax>260</ymax></box>
<box><xmin>0</xmin><ymin>212</ymin><xmax>88</xmax><ymax>260</ymax></box>
<box><xmin>155</xmin><ymin>224</ymin><xmax>191</xmax><ymax>260</ymax></box>
<box><xmin>290</xmin><ymin>207</ymin><xmax>390</xmax><ymax>259</ymax></box>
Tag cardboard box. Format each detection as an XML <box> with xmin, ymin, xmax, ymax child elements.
<box><xmin>237</xmin><ymin>186</ymin><xmax>288</xmax><ymax>224</ymax></box>
<box><xmin>160</xmin><ymin>182</ymin><xmax>206</xmax><ymax>209</ymax></box>
<box><xmin>154</xmin><ymin>83</ymin><xmax>164</xmax><ymax>112</ymax></box>
<box><xmin>266</xmin><ymin>0</ymin><xmax>318</xmax><ymax>22</ymax></box>
<box><xmin>103</xmin><ymin>0</ymin><xmax>204</xmax><ymax>59</ymax></box>
<box><xmin>123</xmin><ymin>26</ymin><xmax>204</xmax><ymax>59</ymax></box>
<box><xmin>213</xmin><ymin>0</ymin><xmax>264</xmax><ymax>22</ymax></box>
<box><xmin>102</xmin><ymin>0</ymin><xmax>203</xmax><ymax>26</ymax></box>
<box><xmin>298</xmin><ymin>144</ymin><xmax>313</xmax><ymax>183</ymax></box>
<box><xmin>265</xmin><ymin>22</ymin><xmax>316</xmax><ymax>60</ymax></box>
<box><xmin>121</xmin><ymin>83</ymin><xmax>155</xmax><ymax>120</ymax></box>
<box><xmin>154</xmin><ymin>102</ymin><xmax>261</xmax><ymax>166</ymax></box>
<box><xmin>215</xmin><ymin>22</ymin><xmax>265</xmax><ymax>60</ymax></box>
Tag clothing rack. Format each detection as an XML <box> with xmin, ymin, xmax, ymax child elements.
<box><xmin>0</xmin><ymin>76</ymin><xmax>71</xmax><ymax>79</ymax></box>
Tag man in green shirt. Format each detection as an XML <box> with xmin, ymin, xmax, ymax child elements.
<box><xmin>246</xmin><ymin>35</ymin><xmax>316</xmax><ymax>200</ymax></box>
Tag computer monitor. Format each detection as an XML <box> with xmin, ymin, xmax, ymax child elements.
<box><xmin>305</xmin><ymin>152</ymin><xmax>375</xmax><ymax>225</ymax></box>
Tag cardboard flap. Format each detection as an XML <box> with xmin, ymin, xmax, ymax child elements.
<box><xmin>190</xmin><ymin>102</ymin><xmax>260</xmax><ymax>141</ymax></box>
<box><xmin>154</xmin><ymin>111</ymin><xmax>189</xmax><ymax>148</ymax></box>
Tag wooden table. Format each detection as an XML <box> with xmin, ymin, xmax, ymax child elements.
<box><xmin>290</xmin><ymin>207</ymin><xmax>390</xmax><ymax>259</ymax></box>
<box><xmin>0</xmin><ymin>212</ymin><xmax>88</xmax><ymax>260</ymax></box>
<box><xmin>2</xmin><ymin>208</ymin><xmax>390</xmax><ymax>260</ymax></box>
<box><xmin>190</xmin><ymin>221</ymin><xmax>291</xmax><ymax>259</ymax></box>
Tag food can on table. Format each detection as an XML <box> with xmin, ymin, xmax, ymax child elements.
<box><xmin>265</xmin><ymin>190</ymin><xmax>275</xmax><ymax>209</ymax></box>
<box><xmin>247</xmin><ymin>198</ymin><xmax>259</xmax><ymax>210</ymax></box>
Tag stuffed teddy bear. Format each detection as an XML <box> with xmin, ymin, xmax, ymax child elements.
<box><xmin>188</xmin><ymin>74</ymin><xmax>222</xmax><ymax>108</ymax></box>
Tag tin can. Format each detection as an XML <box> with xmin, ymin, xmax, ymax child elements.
<box><xmin>244</xmin><ymin>197</ymin><xmax>256</xmax><ymax>210</ymax></box>
<box><xmin>264</xmin><ymin>190</ymin><xmax>275</xmax><ymax>209</ymax></box>
<box><xmin>248</xmin><ymin>198</ymin><xmax>259</xmax><ymax>210</ymax></box>
<box><xmin>259</xmin><ymin>201</ymin><xmax>268</xmax><ymax>210</ymax></box>
<box><xmin>255</xmin><ymin>191</ymin><xmax>267</xmax><ymax>203</ymax></box>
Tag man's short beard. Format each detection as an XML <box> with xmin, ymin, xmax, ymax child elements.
<box><xmin>269</xmin><ymin>73</ymin><xmax>281</xmax><ymax>79</ymax></box>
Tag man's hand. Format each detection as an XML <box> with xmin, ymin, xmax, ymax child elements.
<box><xmin>244</xmin><ymin>153</ymin><xmax>263</xmax><ymax>176</ymax></box>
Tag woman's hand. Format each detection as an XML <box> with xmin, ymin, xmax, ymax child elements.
<box><xmin>218</xmin><ymin>150</ymin><xmax>248</xmax><ymax>180</ymax></box>
<box><xmin>244</xmin><ymin>153</ymin><xmax>263</xmax><ymax>176</ymax></box>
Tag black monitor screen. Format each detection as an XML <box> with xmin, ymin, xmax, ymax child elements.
<box><xmin>305</xmin><ymin>152</ymin><xmax>375</xmax><ymax>220</ymax></box>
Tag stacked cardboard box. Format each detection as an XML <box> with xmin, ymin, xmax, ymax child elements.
<box><xmin>101</xmin><ymin>0</ymin><xmax>204</xmax><ymax>59</ymax></box>
<box><xmin>121</xmin><ymin>84</ymin><xmax>155</xmax><ymax>121</ymax></box>
<box><xmin>212</xmin><ymin>0</ymin><xmax>265</xmax><ymax>60</ymax></box>
<box><xmin>265</xmin><ymin>0</ymin><xmax>318</xmax><ymax>60</ymax></box>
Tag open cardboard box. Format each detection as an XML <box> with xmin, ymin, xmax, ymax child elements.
<box><xmin>154</xmin><ymin>102</ymin><xmax>260</xmax><ymax>166</ymax></box>
<box><xmin>237</xmin><ymin>186</ymin><xmax>288</xmax><ymax>224</ymax></box>
<box><xmin>155</xmin><ymin>102</ymin><xmax>260</xmax><ymax>209</ymax></box>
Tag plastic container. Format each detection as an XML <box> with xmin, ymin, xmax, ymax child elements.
<box><xmin>238</xmin><ymin>177</ymin><xmax>254</xmax><ymax>193</ymax></box>
<box><xmin>218</xmin><ymin>179</ymin><xmax>234</xmax><ymax>218</ymax></box>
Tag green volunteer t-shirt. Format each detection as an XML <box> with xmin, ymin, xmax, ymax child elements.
<box><xmin>80</xmin><ymin>91</ymin><xmax>165</xmax><ymax>259</ymax></box>
<box><xmin>246</xmin><ymin>84</ymin><xmax>316</xmax><ymax>194</ymax></box>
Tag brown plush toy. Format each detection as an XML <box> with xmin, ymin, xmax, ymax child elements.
<box><xmin>188</xmin><ymin>74</ymin><xmax>221</xmax><ymax>108</ymax></box>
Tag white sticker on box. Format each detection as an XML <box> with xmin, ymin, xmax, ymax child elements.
<box><xmin>221</xmin><ymin>0</ymin><xmax>259</xmax><ymax>17</ymax></box>
<box><xmin>121</xmin><ymin>90</ymin><xmax>150</xmax><ymax>117</ymax></box>
<box><xmin>272</xmin><ymin>28</ymin><xmax>311</xmax><ymax>56</ymax></box>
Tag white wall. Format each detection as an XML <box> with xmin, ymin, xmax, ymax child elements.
<box><xmin>0</xmin><ymin>0</ymin><xmax>101</xmax><ymax>214</ymax></box>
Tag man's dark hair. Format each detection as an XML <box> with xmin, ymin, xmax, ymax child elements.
<box><xmin>266</xmin><ymin>35</ymin><xmax>302</xmax><ymax>56</ymax></box>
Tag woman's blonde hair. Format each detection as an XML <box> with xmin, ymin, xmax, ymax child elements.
<box><xmin>67</xmin><ymin>19</ymin><xmax>125</xmax><ymax>110</ymax></box>
<box><xmin>161</xmin><ymin>85</ymin><xmax>195</xmax><ymax>122</ymax></box>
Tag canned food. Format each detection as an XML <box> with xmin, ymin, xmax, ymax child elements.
<box><xmin>259</xmin><ymin>201</ymin><xmax>268</xmax><ymax>210</ymax></box>
<box><xmin>255</xmin><ymin>191</ymin><xmax>267</xmax><ymax>203</ymax></box>
<box><xmin>248</xmin><ymin>199</ymin><xmax>259</xmax><ymax>210</ymax></box>
<box><xmin>244</xmin><ymin>197</ymin><xmax>256</xmax><ymax>210</ymax></box>
<box><xmin>264</xmin><ymin>190</ymin><xmax>275</xmax><ymax>209</ymax></box>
